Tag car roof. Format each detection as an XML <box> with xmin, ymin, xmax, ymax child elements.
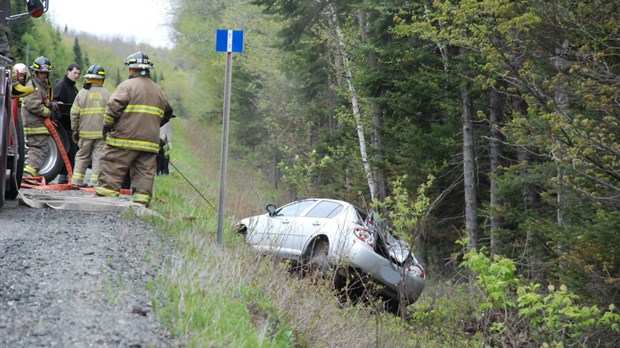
<box><xmin>280</xmin><ymin>198</ymin><xmax>367</xmax><ymax>215</ymax></box>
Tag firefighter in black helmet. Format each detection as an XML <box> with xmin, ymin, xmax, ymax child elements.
<box><xmin>95</xmin><ymin>52</ymin><xmax>175</xmax><ymax>206</ymax></box>
<box><xmin>21</xmin><ymin>56</ymin><xmax>60</xmax><ymax>180</ymax></box>
<box><xmin>70</xmin><ymin>64</ymin><xmax>111</xmax><ymax>187</ymax></box>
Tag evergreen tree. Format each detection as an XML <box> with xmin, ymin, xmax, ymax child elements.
<box><xmin>72</xmin><ymin>37</ymin><xmax>84</xmax><ymax>69</ymax></box>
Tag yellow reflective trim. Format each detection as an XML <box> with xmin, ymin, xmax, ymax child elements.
<box><xmin>106</xmin><ymin>136</ymin><xmax>159</xmax><ymax>152</ymax></box>
<box><xmin>24</xmin><ymin>127</ymin><xmax>49</xmax><ymax>135</ymax></box>
<box><xmin>103</xmin><ymin>115</ymin><xmax>114</xmax><ymax>124</ymax></box>
<box><xmin>95</xmin><ymin>186</ymin><xmax>119</xmax><ymax>197</ymax></box>
<box><xmin>72</xmin><ymin>172</ymin><xmax>85</xmax><ymax>180</ymax></box>
<box><xmin>125</xmin><ymin>104</ymin><xmax>164</xmax><ymax>118</ymax></box>
<box><xmin>79</xmin><ymin>130</ymin><xmax>103</xmax><ymax>139</ymax></box>
<box><xmin>132</xmin><ymin>193</ymin><xmax>151</xmax><ymax>203</ymax></box>
<box><xmin>80</xmin><ymin>106</ymin><xmax>106</xmax><ymax>115</ymax></box>
<box><xmin>24</xmin><ymin>165</ymin><xmax>38</xmax><ymax>176</ymax></box>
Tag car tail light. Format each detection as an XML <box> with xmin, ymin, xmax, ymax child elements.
<box><xmin>414</xmin><ymin>264</ymin><xmax>425</xmax><ymax>279</ymax></box>
<box><xmin>353</xmin><ymin>227</ymin><xmax>375</xmax><ymax>247</ymax></box>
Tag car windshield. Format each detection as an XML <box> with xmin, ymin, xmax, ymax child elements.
<box><xmin>276</xmin><ymin>199</ymin><xmax>317</xmax><ymax>216</ymax></box>
<box><xmin>305</xmin><ymin>201</ymin><xmax>343</xmax><ymax>218</ymax></box>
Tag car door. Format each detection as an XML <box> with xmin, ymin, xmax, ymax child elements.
<box><xmin>266</xmin><ymin>199</ymin><xmax>317</xmax><ymax>256</ymax></box>
<box><xmin>281</xmin><ymin>200</ymin><xmax>345</xmax><ymax>258</ymax></box>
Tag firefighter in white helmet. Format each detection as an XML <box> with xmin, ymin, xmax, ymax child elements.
<box><xmin>70</xmin><ymin>64</ymin><xmax>111</xmax><ymax>187</ymax></box>
<box><xmin>95</xmin><ymin>52</ymin><xmax>175</xmax><ymax>206</ymax></box>
<box><xmin>12</xmin><ymin>62</ymin><xmax>35</xmax><ymax>99</ymax></box>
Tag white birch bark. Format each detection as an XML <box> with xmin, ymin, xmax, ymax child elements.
<box><xmin>325</xmin><ymin>3</ymin><xmax>377</xmax><ymax>201</ymax></box>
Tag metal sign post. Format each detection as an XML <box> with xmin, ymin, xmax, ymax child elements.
<box><xmin>215</xmin><ymin>29</ymin><xmax>243</xmax><ymax>244</ymax></box>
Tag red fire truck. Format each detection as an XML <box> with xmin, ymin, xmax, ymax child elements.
<box><xmin>1</xmin><ymin>0</ymin><xmax>50</xmax><ymax>209</ymax></box>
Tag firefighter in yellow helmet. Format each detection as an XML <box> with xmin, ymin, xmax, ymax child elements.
<box><xmin>21</xmin><ymin>56</ymin><xmax>60</xmax><ymax>180</ymax></box>
<box><xmin>70</xmin><ymin>64</ymin><xmax>111</xmax><ymax>187</ymax></box>
<box><xmin>95</xmin><ymin>52</ymin><xmax>175</xmax><ymax>206</ymax></box>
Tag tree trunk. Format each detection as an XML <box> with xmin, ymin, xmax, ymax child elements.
<box><xmin>326</xmin><ymin>3</ymin><xmax>377</xmax><ymax>201</ymax></box>
<box><xmin>489</xmin><ymin>89</ymin><xmax>503</xmax><ymax>255</ymax></box>
<box><xmin>357</xmin><ymin>11</ymin><xmax>386</xmax><ymax>202</ymax></box>
<box><xmin>460</xmin><ymin>52</ymin><xmax>478</xmax><ymax>251</ymax></box>
<box><xmin>512</xmin><ymin>94</ymin><xmax>544</xmax><ymax>281</ymax></box>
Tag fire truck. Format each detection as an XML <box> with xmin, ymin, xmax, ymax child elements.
<box><xmin>1</xmin><ymin>0</ymin><xmax>50</xmax><ymax>209</ymax></box>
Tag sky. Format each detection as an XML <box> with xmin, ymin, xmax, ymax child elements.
<box><xmin>46</xmin><ymin>0</ymin><xmax>174</xmax><ymax>49</ymax></box>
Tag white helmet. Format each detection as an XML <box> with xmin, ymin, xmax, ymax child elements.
<box><xmin>14</xmin><ymin>63</ymin><xmax>28</xmax><ymax>75</ymax></box>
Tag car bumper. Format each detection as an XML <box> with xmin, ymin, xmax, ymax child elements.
<box><xmin>342</xmin><ymin>239</ymin><xmax>425</xmax><ymax>304</ymax></box>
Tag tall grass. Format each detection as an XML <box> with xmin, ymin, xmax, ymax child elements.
<box><xmin>145</xmin><ymin>118</ymin><xmax>481</xmax><ymax>347</ymax></box>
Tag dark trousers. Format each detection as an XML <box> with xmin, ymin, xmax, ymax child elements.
<box><xmin>60</xmin><ymin>125</ymin><xmax>77</xmax><ymax>176</ymax></box>
<box><xmin>156</xmin><ymin>155</ymin><xmax>169</xmax><ymax>175</ymax></box>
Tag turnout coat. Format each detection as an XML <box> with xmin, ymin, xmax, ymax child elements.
<box><xmin>71</xmin><ymin>84</ymin><xmax>111</xmax><ymax>139</ymax></box>
<box><xmin>104</xmin><ymin>74</ymin><xmax>173</xmax><ymax>153</ymax></box>
<box><xmin>21</xmin><ymin>76</ymin><xmax>53</xmax><ymax>135</ymax></box>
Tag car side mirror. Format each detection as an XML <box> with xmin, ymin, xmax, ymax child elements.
<box><xmin>266</xmin><ymin>204</ymin><xmax>277</xmax><ymax>216</ymax></box>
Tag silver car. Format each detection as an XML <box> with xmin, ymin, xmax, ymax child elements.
<box><xmin>234</xmin><ymin>198</ymin><xmax>425</xmax><ymax>311</ymax></box>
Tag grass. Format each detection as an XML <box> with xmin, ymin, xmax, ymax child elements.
<box><xmin>142</xmin><ymin>118</ymin><xmax>484</xmax><ymax>347</ymax></box>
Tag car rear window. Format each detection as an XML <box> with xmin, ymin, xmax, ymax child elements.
<box><xmin>305</xmin><ymin>201</ymin><xmax>343</xmax><ymax>218</ymax></box>
<box><xmin>276</xmin><ymin>200</ymin><xmax>317</xmax><ymax>216</ymax></box>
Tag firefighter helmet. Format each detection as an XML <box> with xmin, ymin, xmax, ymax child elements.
<box><xmin>124</xmin><ymin>51</ymin><xmax>154</xmax><ymax>70</ymax></box>
<box><xmin>30</xmin><ymin>56</ymin><xmax>53</xmax><ymax>73</ymax></box>
<box><xmin>84</xmin><ymin>64</ymin><xmax>106</xmax><ymax>79</ymax></box>
<box><xmin>14</xmin><ymin>63</ymin><xmax>28</xmax><ymax>75</ymax></box>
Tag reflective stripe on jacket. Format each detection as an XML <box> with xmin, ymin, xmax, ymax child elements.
<box><xmin>21</xmin><ymin>76</ymin><xmax>51</xmax><ymax>135</ymax></box>
<box><xmin>71</xmin><ymin>84</ymin><xmax>111</xmax><ymax>139</ymax></box>
<box><xmin>104</xmin><ymin>75</ymin><xmax>171</xmax><ymax>153</ymax></box>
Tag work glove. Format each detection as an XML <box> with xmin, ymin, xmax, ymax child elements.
<box><xmin>72</xmin><ymin>131</ymin><xmax>79</xmax><ymax>144</ymax></box>
<box><xmin>102</xmin><ymin>123</ymin><xmax>114</xmax><ymax>140</ymax></box>
<box><xmin>46</xmin><ymin>100</ymin><xmax>62</xmax><ymax>121</ymax></box>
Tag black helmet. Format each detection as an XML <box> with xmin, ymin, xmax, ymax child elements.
<box><xmin>30</xmin><ymin>56</ymin><xmax>53</xmax><ymax>73</ymax></box>
<box><xmin>84</xmin><ymin>64</ymin><xmax>106</xmax><ymax>79</ymax></box>
<box><xmin>124</xmin><ymin>51</ymin><xmax>154</xmax><ymax>69</ymax></box>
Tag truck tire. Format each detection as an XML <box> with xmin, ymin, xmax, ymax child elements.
<box><xmin>5</xmin><ymin>111</ymin><xmax>24</xmax><ymax>199</ymax></box>
<box><xmin>0</xmin><ymin>99</ymin><xmax>8</xmax><ymax>209</ymax></box>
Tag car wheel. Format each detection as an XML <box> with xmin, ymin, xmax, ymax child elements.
<box><xmin>304</xmin><ymin>240</ymin><xmax>333</xmax><ymax>284</ymax></box>
<box><xmin>334</xmin><ymin>267</ymin><xmax>366</xmax><ymax>304</ymax></box>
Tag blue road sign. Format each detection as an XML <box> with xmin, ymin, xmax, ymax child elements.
<box><xmin>216</xmin><ymin>29</ymin><xmax>244</xmax><ymax>53</ymax></box>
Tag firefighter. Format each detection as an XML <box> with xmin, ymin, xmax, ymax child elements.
<box><xmin>95</xmin><ymin>51</ymin><xmax>174</xmax><ymax>206</ymax></box>
<box><xmin>12</xmin><ymin>63</ymin><xmax>35</xmax><ymax>99</ymax></box>
<box><xmin>70</xmin><ymin>64</ymin><xmax>111</xmax><ymax>187</ymax></box>
<box><xmin>13</xmin><ymin>63</ymin><xmax>28</xmax><ymax>84</ymax></box>
<box><xmin>21</xmin><ymin>56</ymin><xmax>60</xmax><ymax>181</ymax></box>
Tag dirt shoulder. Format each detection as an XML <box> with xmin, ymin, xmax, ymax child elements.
<box><xmin>0</xmin><ymin>189</ymin><xmax>183</xmax><ymax>347</ymax></box>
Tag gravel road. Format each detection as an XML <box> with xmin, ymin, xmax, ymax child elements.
<box><xmin>0</xmin><ymin>189</ymin><xmax>184</xmax><ymax>347</ymax></box>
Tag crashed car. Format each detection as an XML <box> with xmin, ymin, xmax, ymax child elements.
<box><xmin>234</xmin><ymin>198</ymin><xmax>425</xmax><ymax>311</ymax></box>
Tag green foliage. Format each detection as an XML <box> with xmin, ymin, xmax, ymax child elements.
<box><xmin>373</xmin><ymin>174</ymin><xmax>435</xmax><ymax>245</ymax></box>
<box><xmin>461</xmin><ymin>248</ymin><xmax>620</xmax><ymax>346</ymax></box>
<box><xmin>277</xmin><ymin>148</ymin><xmax>333</xmax><ymax>198</ymax></box>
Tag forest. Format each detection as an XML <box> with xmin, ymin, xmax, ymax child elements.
<box><xmin>5</xmin><ymin>0</ymin><xmax>619</xmax><ymax>346</ymax></box>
